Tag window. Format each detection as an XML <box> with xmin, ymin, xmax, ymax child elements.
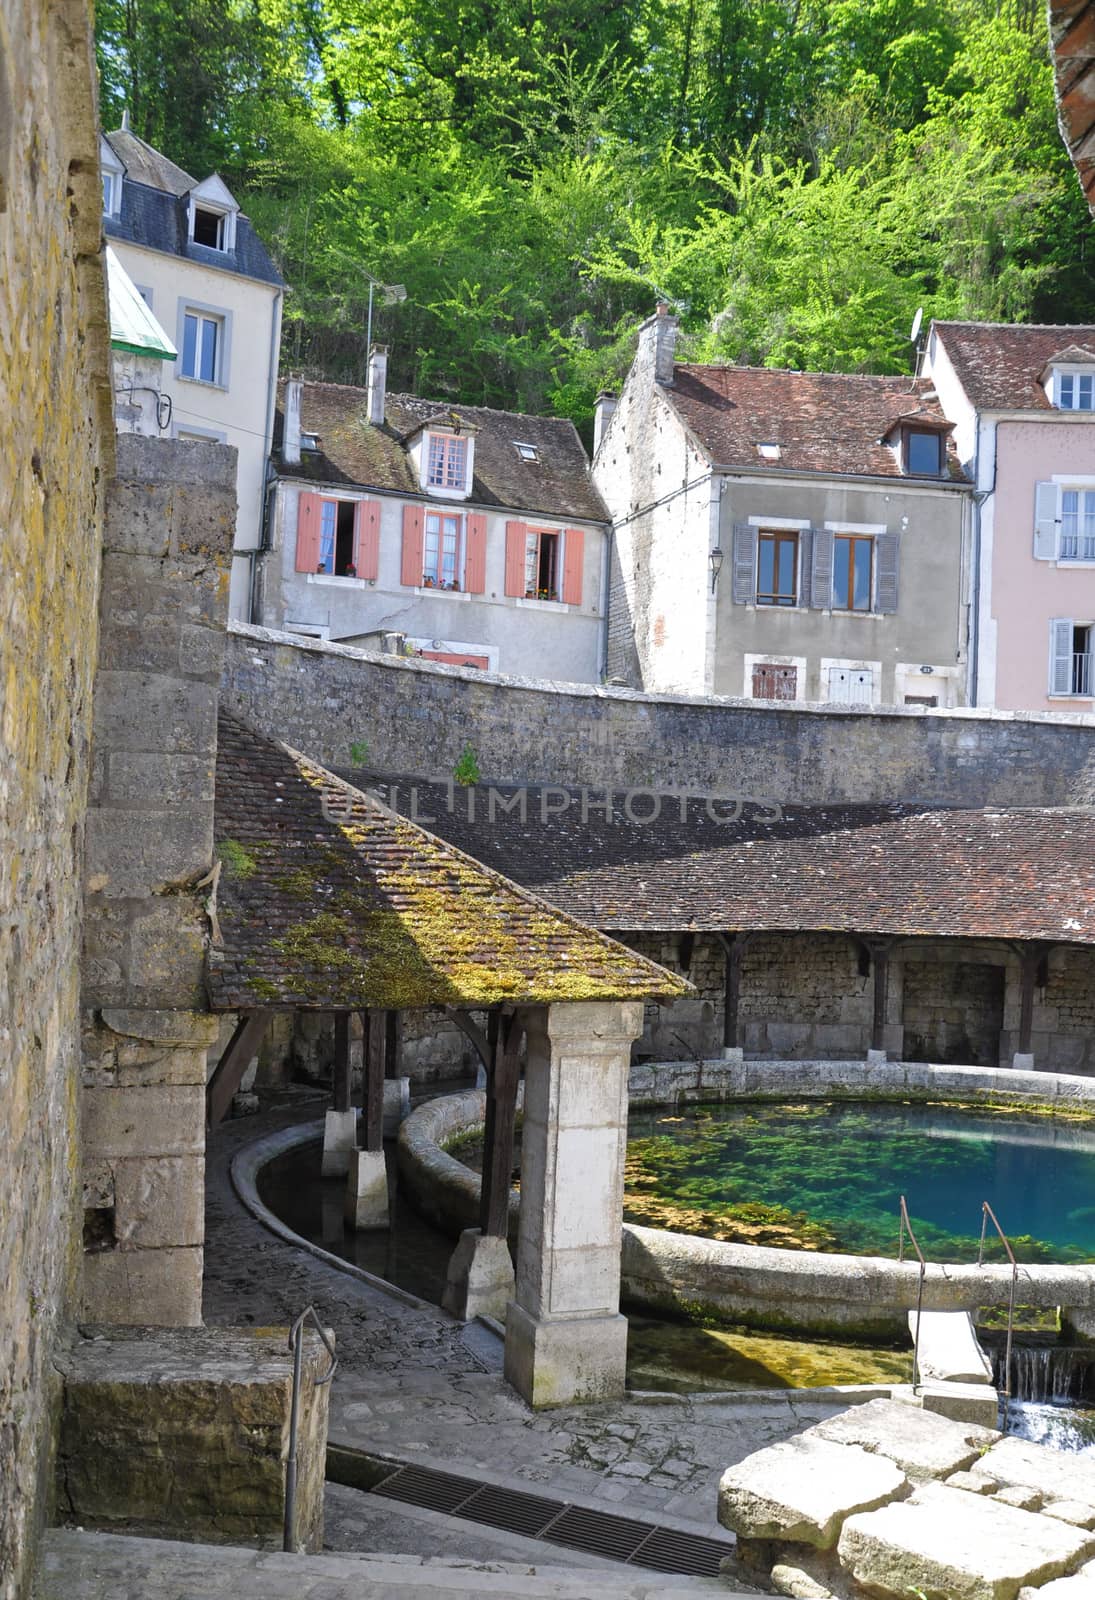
<box><xmin>1050</xmin><ymin>619</ymin><xmax>1093</xmax><ymax>696</ymax></box>
<box><xmin>905</xmin><ymin>430</ymin><xmax>943</xmax><ymax>475</ymax></box>
<box><xmin>426</xmin><ymin>434</ymin><xmax>468</xmax><ymax>491</ymax></box>
<box><xmin>192</xmin><ymin>207</ymin><xmax>226</xmax><ymax>249</ymax></box>
<box><xmin>102</xmin><ymin>171</ymin><xmax>117</xmax><ymax>214</ymax></box>
<box><xmin>1061</xmin><ymin>489</ymin><xmax>1095</xmax><ymax>561</ymax></box>
<box><xmin>318</xmin><ymin>500</ymin><xmax>359</xmax><ymax>576</ymax></box>
<box><xmin>181</xmin><ymin>310</ymin><xmax>222</xmax><ymax>384</ymax></box>
<box><xmin>524</xmin><ymin>528</ymin><xmax>560</xmax><ymax>600</ymax></box>
<box><xmin>514</xmin><ymin>441</ymin><xmax>539</xmax><ymax>461</ymax></box>
<box><xmin>833</xmin><ymin>535</ymin><xmax>873</xmax><ymax>611</ymax></box>
<box><xmin>1058</xmin><ymin>372</ymin><xmax>1095</xmax><ymax>411</ymax></box>
<box><xmin>423</xmin><ymin>511</ymin><xmax>463</xmax><ymax>588</ymax></box>
<box><xmin>756</xmin><ymin>530</ymin><xmax>798</xmax><ymax>606</ymax></box>
<box><xmin>752</xmin><ymin>663</ymin><xmax>797</xmax><ymax>700</ymax></box>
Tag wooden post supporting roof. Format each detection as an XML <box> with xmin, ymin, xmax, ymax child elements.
<box><xmin>206</xmin><ymin>1010</ymin><xmax>272</xmax><ymax>1127</ymax></box>
<box><xmin>1014</xmin><ymin>942</ymin><xmax>1051</xmax><ymax>1060</ymax></box>
<box><xmin>717</xmin><ymin>932</ymin><xmax>749</xmax><ymax>1050</ymax></box>
<box><xmin>866</xmin><ymin>939</ymin><xmax>892</xmax><ymax>1053</ymax></box>
<box><xmin>361</xmin><ymin>1009</ymin><xmax>387</xmax><ymax>1153</ymax></box>
<box><xmin>480</xmin><ymin>1012</ymin><xmax>522</xmax><ymax>1240</ymax></box>
<box><xmin>332</xmin><ymin>1013</ymin><xmax>352</xmax><ymax>1113</ymax></box>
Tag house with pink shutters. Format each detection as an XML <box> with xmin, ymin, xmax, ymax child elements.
<box><xmin>259</xmin><ymin>353</ymin><xmax>609</xmax><ymax>682</ymax></box>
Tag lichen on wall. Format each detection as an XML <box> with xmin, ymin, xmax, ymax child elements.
<box><xmin>0</xmin><ymin>2</ymin><xmax>112</xmax><ymax>1594</ymax></box>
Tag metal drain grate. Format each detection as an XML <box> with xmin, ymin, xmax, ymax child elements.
<box><xmin>367</xmin><ymin>1459</ymin><xmax>731</xmax><ymax>1575</ymax></box>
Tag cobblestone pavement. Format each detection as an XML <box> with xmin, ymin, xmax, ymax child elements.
<box><xmin>204</xmin><ymin>1102</ymin><xmax>850</xmax><ymax>1545</ymax></box>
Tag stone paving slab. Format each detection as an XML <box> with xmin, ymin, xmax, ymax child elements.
<box><xmin>35</xmin><ymin>1530</ymin><xmax>741</xmax><ymax>1599</ymax></box>
<box><xmin>974</xmin><ymin>1437</ymin><xmax>1095</xmax><ymax>1512</ymax></box>
<box><xmin>718</xmin><ymin>1435</ymin><xmax>908</xmax><ymax>1549</ymax></box>
<box><xmin>203</xmin><ymin>1105</ymin><xmax>851</xmax><ymax>1549</ymax></box>
<box><xmin>838</xmin><ymin>1482</ymin><xmax>1095</xmax><ymax>1600</ymax></box>
<box><xmin>808</xmin><ymin>1395</ymin><xmax>998</xmax><ymax>1482</ymax></box>
<box><xmin>1020</xmin><ymin>1575</ymin><xmax>1095</xmax><ymax>1600</ymax></box>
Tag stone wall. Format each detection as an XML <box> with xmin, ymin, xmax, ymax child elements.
<box><xmin>622</xmin><ymin>932</ymin><xmax>1095</xmax><ymax>1073</ymax></box>
<box><xmin>0</xmin><ymin>1</ymin><xmax>112</xmax><ymax>1593</ymax></box>
<box><xmin>222</xmin><ymin>624</ymin><xmax>1095</xmax><ymax>806</ymax></box>
<box><xmin>80</xmin><ymin>436</ymin><xmax>236</xmax><ymax>1325</ymax></box>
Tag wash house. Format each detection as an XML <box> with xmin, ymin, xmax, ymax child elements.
<box><xmin>207</xmin><ymin>714</ymin><xmax>688</xmax><ymax>1406</ymax></box>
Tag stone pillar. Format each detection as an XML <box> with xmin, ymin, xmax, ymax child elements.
<box><xmin>345</xmin><ymin>1009</ymin><xmax>388</xmax><ymax>1230</ymax></box>
<box><xmin>322</xmin><ymin>1012</ymin><xmax>357</xmax><ymax>1176</ymax></box>
<box><xmin>80</xmin><ymin>435</ymin><xmax>236</xmax><ymax>1324</ymax></box>
<box><xmin>504</xmin><ymin>1000</ymin><xmax>643</xmax><ymax>1409</ymax></box>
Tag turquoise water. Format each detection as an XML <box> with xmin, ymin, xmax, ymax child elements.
<box><xmin>625</xmin><ymin>1101</ymin><xmax>1095</xmax><ymax>1263</ymax></box>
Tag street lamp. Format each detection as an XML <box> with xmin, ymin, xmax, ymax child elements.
<box><xmin>709</xmin><ymin>546</ymin><xmax>725</xmax><ymax>593</ymax></box>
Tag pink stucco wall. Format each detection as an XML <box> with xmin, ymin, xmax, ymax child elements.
<box><xmin>992</xmin><ymin>419</ymin><xmax>1095</xmax><ymax>711</ymax></box>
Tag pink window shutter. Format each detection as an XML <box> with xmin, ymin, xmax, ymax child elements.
<box><xmin>355</xmin><ymin>499</ymin><xmax>381</xmax><ymax>581</ymax></box>
<box><xmin>295</xmin><ymin>492</ymin><xmax>322</xmax><ymax>572</ymax></box>
<box><xmin>504</xmin><ymin>521</ymin><xmax>527</xmax><ymax>597</ymax></box>
<box><xmin>401</xmin><ymin>504</ymin><xmax>425</xmax><ymax>586</ymax></box>
<box><xmin>562</xmin><ymin>527</ymin><xmax>585</xmax><ymax>605</ymax></box>
<box><xmin>464</xmin><ymin>513</ymin><xmax>487</xmax><ymax>593</ymax></box>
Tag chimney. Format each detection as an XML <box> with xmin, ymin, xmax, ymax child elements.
<box><xmin>639</xmin><ymin>302</ymin><xmax>679</xmax><ymax>387</ymax></box>
<box><xmin>282</xmin><ymin>377</ymin><xmax>302</xmax><ymax>466</ymax></box>
<box><xmin>367</xmin><ymin>345</ymin><xmax>388</xmax><ymax>427</ymax></box>
<box><xmin>593</xmin><ymin>392</ymin><xmax>617</xmax><ymax>454</ymax></box>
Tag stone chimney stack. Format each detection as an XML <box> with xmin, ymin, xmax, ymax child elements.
<box><xmin>593</xmin><ymin>392</ymin><xmax>617</xmax><ymax>454</ymax></box>
<box><xmin>283</xmin><ymin>377</ymin><xmax>302</xmax><ymax>466</ymax></box>
<box><xmin>636</xmin><ymin>302</ymin><xmax>679</xmax><ymax>388</ymax></box>
<box><xmin>367</xmin><ymin>345</ymin><xmax>388</xmax><ymax>427</ymax></box>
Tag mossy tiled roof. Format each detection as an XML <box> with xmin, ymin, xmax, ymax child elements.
<box><xmin>209</xmin><ymin>714</ymin><xmax>688</xmax><ymax>1010</ymax></box>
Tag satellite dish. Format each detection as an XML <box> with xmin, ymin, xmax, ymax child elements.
<box><xmin>909</xmin><ymin>307</ymin><xmax>923</xmax><ymax>345</ymax></box>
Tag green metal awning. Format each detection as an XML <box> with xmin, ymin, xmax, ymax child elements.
<box><xmin>105</xmin><ymin>244</ymin><xmax>177</xmax><ymax>361</ymax></box>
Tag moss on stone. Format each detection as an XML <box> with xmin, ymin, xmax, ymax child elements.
<box><xmin>217</xmin><ymin>838</ymin><xmax>258</xmax><ymax>880</ymax></box>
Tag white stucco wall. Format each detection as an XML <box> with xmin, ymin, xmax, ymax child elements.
<box><xmin>107</xmin><ymin>238</ymin><xmax>281</xmax><ymax>621</ymax></box>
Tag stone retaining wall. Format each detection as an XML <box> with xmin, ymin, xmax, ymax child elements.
<box><xmin>222</xmin><ymin>622</ymin><xmax>1095</xmax><ymax>805</ymax></box>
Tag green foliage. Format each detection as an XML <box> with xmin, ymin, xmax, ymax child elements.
<box><xmin>348</xmin><ymin>740</ymin><xmax>369</xmax><ymax>766</ymax></box>
<box><xmin>452</xmin><ymin>744</ymin><xmax>482</xmax><ymax>787</ymax></box>
<box><xmin>94</xmin><ymin>0</ymin><xmax>1095</xmax><ymax>434</ymax></box>
<box><xmin>217</xmin><ymin>838</ymin><xmax>258</xmax><ymax>879</ymax></box>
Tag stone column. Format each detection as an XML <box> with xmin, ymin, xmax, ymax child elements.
<box><xmin>504</xmin><ymin>1000</ymin><xmax>643</xmax><ymax>1409</ymax></box>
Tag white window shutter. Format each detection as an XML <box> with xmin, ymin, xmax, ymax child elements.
<box><xmin>1050</xmin><ymin>617</ymin><xmax>1073</xmax><ymax>695</ymax></box>
<box><xmin>731</xmin><ymin>522</ymin><xmax>756</xmax><ymax>604</ymax></box>
<box><xmin>1034</xmin><ymin>482</ymin><xmax>1059</xmax><ymax>560</ymax></box>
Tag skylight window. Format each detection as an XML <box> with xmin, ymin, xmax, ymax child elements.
<box><xmin>756</xmin><ymin>442</ymin><xmax>781</xmax><ymax>462</ymax></box>
<box><xmin>514</xmin><ymin>441</ymin><xmax>539</xmax><ymax>461</ymax></box>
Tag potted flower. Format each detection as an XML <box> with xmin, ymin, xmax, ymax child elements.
<box><xmin>345</xmin><ymin>563</ymin><xmax>357</xmax><ymax>578</ymax></box>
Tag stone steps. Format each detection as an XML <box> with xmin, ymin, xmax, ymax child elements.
<box><xmin>36</xmin><ymin>1529</ymin><xmax>742</xmax><ymax>1600</ymax></box>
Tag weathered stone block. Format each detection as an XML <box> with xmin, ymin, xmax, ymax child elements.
<box><xmin>82</xmin><ymin>1084</ymin><xmax>205</xmax><ymax>1158</ymax></box>
<box><xmin>838</xmin><ymin>1482</ymin><xmax>1095</xmax><ymax>1600</ymax></box>
<box><xmin>84</xmin><ymin>809</ymin><xmax>213</xmax><ymax>896</ymax></box>
<box><xmin>442</xmin><ymin>1228</ymin><xmax>515</xmax><ymax>1321</ymax></box>
<box><xmin>920</xmin><ymin>1380</ymin><xmax>1001</xmax><ymax>1428</ymax></box>
<box><xmin>112</xmin><ymin>1155</ymin><xmax>204</xmax><ymax>1248</ymax></box>
<box><xmin>973</xmin><ymin>1438</ymin><xmax>1095</xmax><ymax>1507</ymax></box>
<box><xmin>810</xmin><ymin>1397</ymin><xmax>997</xmax><ymax>1482</ymax></box>
<box><xmin>56</xmin><ymin>1326</ymin><xmax>330</xmax><ymax>1551</ymax></box>
<box><xmin>80</xmin><ymin>1246</ymin><xmax>203</xmax><ymax>1326</ymax></box>
<box><xmin>1044</xmin><ymin>1503</ymin><xmax>1095</xmax><ymax>1531</ymax></box>
<box><xmin>718</xmin><ymin>1436</ymin><xmax>909</xmax><ymax>1549</ymax></box>
<box><xmin>344</xmin><ymin>1148</ymin><xmax>389</xmax><ymax>1230</ymax></box>
<box><xmin>503</xmin><ymin>1303</ymin><xmax>628</xmax><ymax>1409</ymax></box>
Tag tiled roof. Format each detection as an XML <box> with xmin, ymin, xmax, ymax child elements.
<box><xmin>343</xmin><ymin>775</ymin><xmax>1095</xmax><ymax>947</ymax></box>
<box><xmin>932</xmin><ymin>320</ymin><xmax>1095</xmax><ymax>411</ymax></box>
<box><xmin>1050</xmin><ymin>0</ymin><xmax>1095</xmax><ymax>214</ymax></box>
<box><xmin>664</xmin><ymin>365</ymin><xmax>967</xmax><ymax>481</ymax></box>
<box><xmin>105</xmin><ymin>184</ymin><xmax>284</xmax><ymax>288</ymax></box>
<box><xmin>104</xmin><ymin>128</ymin><xmax>195</xmax><ymax>195</ymax></box>
<box><xmin>210</xmin><ymin>715</ymin><xmax>688</xmax><ymax>1010</ymax></box>
<box><xmin>276</xmin><ymin>381</ymin><xmax>609</xmax><ymax>522</ymax></box>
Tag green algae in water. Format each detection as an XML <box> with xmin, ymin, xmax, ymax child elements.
<box><xmin>626</xmin><ymin>1316</ymin><xmax>913</xmax><ymax>1394</ymax></box>
<box><xmin>624</xmin><ymin>1101</ymin><xmax>1095</xmax><ymax>1264</ymax></box>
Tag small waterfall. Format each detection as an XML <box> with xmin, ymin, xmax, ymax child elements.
<box><xmin>991</xmin><ymin>1343</ymin><xmax>1095</xmax><ymax>1404</ymax></box>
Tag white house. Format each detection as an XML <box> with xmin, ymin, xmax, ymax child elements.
<box><xmin>101</xmin><ymin>120</ymin><xmax>284</xmax><ymax>621</ymax></box>
<box><xmin>259</xmin><ymin>355</ymin><xmax>610</xmax><ymax>683</ymax></box>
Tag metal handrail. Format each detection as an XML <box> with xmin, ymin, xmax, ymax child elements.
<box><xmin>978</xmin><ymin>1201</ymin><xmax>1017</xmax><ymax>1433</ymax></box>
<box><xmin>898</xmin><ymin>1195</ymin><xmax>926</xmax><ymax>1392</ymax></box>
<box><xmin>284</xmin><ymin>1306</ymin><xmax>338</xmax><ymax>1552</ymax></box>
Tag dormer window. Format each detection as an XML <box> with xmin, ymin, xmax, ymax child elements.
<box><xmin>427</xmin><ymin>433</ymin><xmax>468</xmax><ymax>490</ymax></box>
<box><xmin>99</xmin><ymin>136</ymin><xmax>124</xmax><ymax>218</ymax></box>
<box><xmin>905</xmin><ymin>429</ymin><xmax>943</xmax><ymax>475</ymax></box>
<box><xmin>186</xmin><ymin>176</ymin><xmax>239</xmax><ymax>252</ymax></box>
<box><xmin>1058</xmin><ymin>372</ymin><xmax>1095</xmax><ymax>411</ymax></box>
<box><xmin>193</xmin><ymin>207</ymin><xmax>227</xmax><ymax>249</ymax></box>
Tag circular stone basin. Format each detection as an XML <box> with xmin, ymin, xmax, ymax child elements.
<box><xmin>624</xmin><ymin>1101</ymin><xmax>1095</xmax><ymax>1264</ymax></box>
